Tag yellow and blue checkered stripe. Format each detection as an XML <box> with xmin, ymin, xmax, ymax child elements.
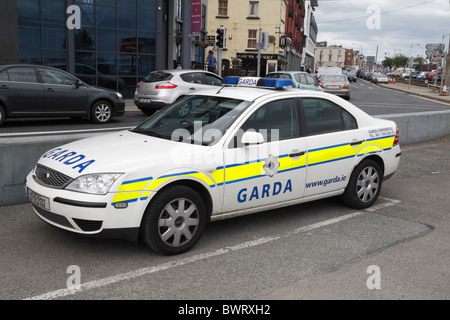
<box><xmin>110</xmin><ymin>135</ymin><xmax>395</xmax><ymax>206</ymax></box>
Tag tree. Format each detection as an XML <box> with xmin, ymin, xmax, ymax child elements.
<box><xmin>392</xmin><ymin>54</ymin><xmax>409</xmax><ymax>68</ymax></box>
<box><xmin>413</xmin><ymin>56</ymin><xmax>425</xmax><ymax>71</ymax></box>
<box><xmin>382</xmin><ymin>57</ymin><xmax>393</xmax><ymax>70</ymax></box>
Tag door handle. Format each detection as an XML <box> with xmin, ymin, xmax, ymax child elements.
<box><xmin>46</xmin><ymin>87</ymin><xmax>54</xmax><ymax>92</ymax></box>
<box><xmin>289</xmin><ymin>151</ymin><xmax>305</xmax><ymax>158</ymax></box>
<box><xmin>189</xmin><ymin>87</ymin><xmax>196</xmax><ymax>90</ymax></box>
<box><xmin>0</xmin><ymin>85</ymin><xmax>8</xmax><ymax>89</ymax></box>
<box><xmin>350</xmin><ymin>140</ymin><xmax>363</xmax><ymax>146</ymax></box>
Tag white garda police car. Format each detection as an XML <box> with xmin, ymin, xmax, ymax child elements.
<box><xmin>25</xmin><ymin>76</ymin><xmax>401</xmax><ymax>255</ymax></box>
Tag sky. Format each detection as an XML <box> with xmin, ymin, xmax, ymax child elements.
<box><xmin>314</xmin><ymin>0</ymin><xmax>450</xmax><ymax>63</ymax></box>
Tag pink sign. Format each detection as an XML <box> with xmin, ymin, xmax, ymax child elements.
<box><xmin>191</xmin><ymin>0</ymin><xmax>202</xmax><ymax>34</ymax></box>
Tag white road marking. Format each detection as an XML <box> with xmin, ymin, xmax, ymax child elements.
<box><xmin>25</xmin><ymin>198</ymin><xmax>401</xmax><ymax>300</ymax></box>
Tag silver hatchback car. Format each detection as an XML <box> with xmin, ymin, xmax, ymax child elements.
<box><xmin>134</xmin><ymin>69</ymin><xmax>222</xmax><ymax>115</ymax></box>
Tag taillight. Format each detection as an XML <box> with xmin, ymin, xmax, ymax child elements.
<box><xmin>155</xmin><ymin>82</ymin><xmax>177</xmax><ymax>89</ymax></box>
<box><xmin>393</xmin><ymin>126</ymin><xmax>400</xmax><ymax>146</ymax></box>
<box><xmin>343</xmin><ymin>83</ymin><xmax>349</xmax><ymax>89</ymax></box>
<box><xmin>319</xmin><ymin>82</ymin><xmax>323</xmax><ymax>88</ymax></box>
<box><xmin>136</xmin><ymin>84</ymin><xmax>140</xmax><ymax>88</ymax></box>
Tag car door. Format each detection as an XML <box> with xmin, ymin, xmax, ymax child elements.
<box><xmin>179</xmin><ymin>72</ymin><xmax>211</xmax><ymax>94</ymax></box>
<box><xmin>300</xmin><ymin>97</ymin><xmax>365</xmax><ymax>197</ymax></box>
<box><xmin>0</xmin><ymin>66</ymin><xmax>43</xmax><ymax>115</ymax></box>
<box><xmin>221</xmin><ymin>97</ymin><xmax>308</xmax><ymax>212</ymax></box>
<box><xmin>37</xmin><ymin>67</ymin><xmax>88</xmax><ymax>115</ymax></box>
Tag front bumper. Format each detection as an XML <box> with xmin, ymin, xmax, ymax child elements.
<box><xmin>25</xmin><ymin>171</ymin><xmax>152</xmax><ymax>241</ymax></box>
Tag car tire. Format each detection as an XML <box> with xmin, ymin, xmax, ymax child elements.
<box><xmin>140</xmin><ymin>185</ymin><xmax>207</xmax><ymax>255</ymax></box>
<box><xmin>91</xmin><ymin>100</ymin><xmax>112</xmax><ymax>124</ymax></box>
<box><xmin>341</xmin><ymin>159</ymin><xmax>382</xmax><ymax>209</ymax></box>
<box><xmin>0</xmin><ymin>105</ymin><xmax>5</xmax><ymax>126</ymax></box>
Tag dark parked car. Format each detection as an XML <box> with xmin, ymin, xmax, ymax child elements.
<box><xmin>346</xmin><ymin>71</ymin><xmax>357</xmax><ymax>82</ymax></box>
<box><xmin>0</xmin><ymin>64</ymin><xmax>125</xmax><ymax>126</ymax></box>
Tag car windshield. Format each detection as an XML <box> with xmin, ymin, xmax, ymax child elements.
<box><xmin>142</xmin><ymin>72</ymin><xmax>173</xmax><ymax>83</ymax></box>
<box><xmin>132</xmin><ymin>95</ymin><xmax>251</xmax><ymax>145</ymax></box>
<box><xmin>321</xmin><ymin>75</ymin><xmax>347</xmax><ymax>82</ymax></box>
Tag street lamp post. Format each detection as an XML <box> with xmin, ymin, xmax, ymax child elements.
<box><xmin>409</xmin><ymin>43</ymin><xmax>420</xmax><ymax>89</ymax></box>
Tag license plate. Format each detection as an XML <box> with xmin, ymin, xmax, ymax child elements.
<box><xmin>139</xmin><ymin>98</ymin><xmax>151</xmax><ymax>103</ymax></box>
<box><xmin>327</xmin><ymin>85</ymin><xmax>339</xmax><ymax>89</ymax></box>
<box><xmin>28</xmin><ymin>188</ymin><xmax>50</xmax><ymax>211</ymax></box>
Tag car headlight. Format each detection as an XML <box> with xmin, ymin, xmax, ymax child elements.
<box><xmin>116</xmin><ymin>92</ymin><xmax>123</xmax><ymax>100</ymax></box>
<box><xmin>65</xmin><ymin>173</ymin><xmax>122</xmax><ymax>195</ymax></box>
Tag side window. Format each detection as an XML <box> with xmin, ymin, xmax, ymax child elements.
<box><xmin>6</xmin><ymin>67</ymin><xmax>37</xmax><ymax>83</ymax></box>
<box><xmin>38</xmin><ymin>69</ymin><xmax>77</xmax><ymax>85</ymax></box>
<box><xmin>305</xmin><ymin>74</ymin><xmax>317</xmax><ymax>85</ymax></box>
<box><xmin>204</xmin><ymin>73</ymin><xmax>222</xmax><ymax>86</ymax></box>
<box><xmin>239</xmin><ymin>98</ymin><xmax>297</xmax><ymax>143</ymax></box>
<box><xmin>302</xmin><ymin>98</ymin><xmax>347</xmax><ymax>135</ymax></box>
<box><xmin>180</xmin><ymin>72</ymin><xmax>203</xmax><ymax>84</ymax></box>
<box><xmin>0</xmin><ymin>70</ymin><xmax>9</xmax><ymax>81</ymax></box>
<box><xmin>295</xmin><ymin>73</ymin><xmax>307</xmax><ymax>84</ymax></box>
<box><xmin>342</xmin><ymin>108</ymin><xmax>358</xmax><ymax>130</ymax></box>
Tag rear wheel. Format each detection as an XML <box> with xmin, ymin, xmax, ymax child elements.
<box><xmin>341</xmin><ymin>159</ymin><xmax>382</xmax><ymax>209</ymax></box>
<box><xmin>140</xmin><ymin>185</ymin><xmax>207</xmax><ymax>255</ymax></box>
<box><xmin>91</xmin><ymin>100</ymin><xmax>112</xmax><ymax>124</ymax></box>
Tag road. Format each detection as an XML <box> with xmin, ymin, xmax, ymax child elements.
<box><xmin>1</xmin><ymin>134</ymin><xmax>450</xmax><ymax>303</ymax></box>
<box><xmin>1</xmin><ymin>82</ymin><xmax>449</xmax><ymax>136</ymax></box>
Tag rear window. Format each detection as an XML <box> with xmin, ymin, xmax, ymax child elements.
<box><xmin>142</xmin><ymin>72</ymin><xmax>173</xmax><ymax>83</ymax></box>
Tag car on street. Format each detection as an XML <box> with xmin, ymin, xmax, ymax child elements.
<box><xmin>319</xmin><ymin>74</ymin><xmax>351</xmax><ymax>100</ymax></box>
<box><xmin>0</xmin><ymin>64</ymin><xmax>125</xmax><ymax>126</ymax></box>
<box><xmin>134</xmin><ymin>69</ymin><xmax>223</xmax><ymax>115</ymax></box>
<box><xmin>266</xmin><ymin>71</ymin><xmax>323</xmax><ymax>91</ymax></box>
<box><xmin>416</xmin><ymin>72</ymin><xmax>429</xmax><ymax>80</ymax></box>
<box><xmin>345</xmin><ymin>71</ymin><xmax>357</xmax><ymax>82</ymax></box>
<box><xmin>371</xmin><ymin>73</ymin><xmax>389</xmax><ymax>84</ymax></box>
<box><xmin>25</xmin><ymin>76</ymin><xmax>401</xmax><ymax>255</ymax></box>
<box><xmin>356</xmin><ymin>69</ymin><xmax>367</xmax><ymax>78</ymax></box>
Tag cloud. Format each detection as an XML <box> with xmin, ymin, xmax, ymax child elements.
<box><xmin>315</xmin><ymin>0</ymin><xmax>450</xmax><ymax>61</ymax></box>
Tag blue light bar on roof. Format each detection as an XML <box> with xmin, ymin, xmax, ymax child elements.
<box><xmin>221</xmin><ymin>76</ymin><xmax>295</xmax><ymax>89</ymax></box>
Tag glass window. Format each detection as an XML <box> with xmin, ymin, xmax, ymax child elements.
<box><xmin>241</xmin><ymin>99</ymin><xmax>297</xmax><ymax>142</ymax></box>
<box><xmin>43</xmin><ymin>50</ymin><xmax>66</xmax><ymax>68</ymax></box>
<box><xmin>249</xmin><ymin>1</ymin><xmax>259</xmax><ymax>17</ymax></box>
<box><xmin>138</xmin><ymin>10</ymin><xmax>155</xmax><ymax>31</ymax></box>
<box><xmin>75</xmin><ymin>52</ymin><xmax>96</xmax><ymax>73</ymax></box>
<box><xmin>97</xmin><ymin>28</ymin><xmax>117</xmax><ymax>52</ymax></box>
<box><xmin>0</xmin><ymin>71</ymin><xmax>9</xmax><ymax>81</ymax></box>
<box><xmin>96</xmin><ymin>5</ymin><xmax>117</xmax><ymax>28</ymax></box>
<box><xmin>97</xmin><ymin>53</ymin><xmax>117</xmax><ymax>75</ymax></box>
<box><xmin>118</xmin><ymin>9</ymin><xmax>137</xmax><ymax>29</ymax></box>
<box><xmin>138</xmin><ymin>32</ymin><xmax>156</xmax><ymax>54</ymax></box>
<box><xmin>204</xmin><ymin>74</ymin><xmax>222</xmax><ymax>86</ymax></box>
<box><xmin>218</xmin><ymin>0</ymin><xmax>228</xmax><ymax>16</ymax></box>
<box><xmin>180</xmin><ymin>72</ymin><xmax>204</xmax><ymax>84</ymax></box>
<box><xmin>118</xmin><ymin>0</ymin><xmax>136</xmax><ymax>8</ymax></box>
<box><xmin>302</xmin><ymin>98</ymin><xmax>343</xmax><ymax>135</ymax></box>
<box><xmin>42</xmin><ymin>0</ymin><xmax>65</xmax><ymax>24</ymax></box>
<box><xmin>43</xmin><ymin>24</ymin><xmax>66</xmax><ymax>50</ymax></box>
<box><xmin>96</xmin><ymin>0</ymin><xmax>116</xmax><ymax>5</ymax></box>
<box><xmin>305</xmin><ymin>74</ymin><xmax>317</xmax><ymax>85</ymax></box>
<box><xmin>295</xmin><ymin>73</ymin><xmax>307</xmax><ymax>84</ymax></box>
<box><xmin>38</xmin><ymin>68</ymin><xmax>77</xmax><ymax>85</ymax></box>
<box><xmin>138</xmin><ymin>0</ymin><xmax>155</xmax><ymax>10</ymax></box>
<box><xmin>138</xmin><ymin>55</ymin><xmax>155</xmax><ymax>76</ymax></box>
<box><xmin>19</xmin><ymin>48</ymin><xmax>42</xmax><ymax>65</ymax></box>
<box><xmin>18</xmin><ymin>22</ymin><xmax>41</xmax><ymax>48</ymax></box>
<box><xmin>119</xmin><ymin>54</ymin><xmax>136</xmax><ymax>75</ymax></box>
<box><xmin>6</xmin><ymin>67</ymin><xmax>38</xmax><ymax>83</ymax></box>
<box><xmin>74</xmin><ymin>28</ymin><xmax>96</xmax><ymax>51</ymax></box>
<box><xmin>247</xmin><ymin>30</ymin><xmax>257</xmax><ymax>49</ymax></box>
<box><xmin>119</xmin><ymin>30</ymin><xmax>137</xmax><ymax>53</ymax></box>
<box><xmin>78</xmin><ymin>2</ymin><xmax>95</xmax><ymax>27</ymax></box>
<box><xmin>17</xmin><ymin>0</ymin><xmax>40</xmax><ymax>21</ymax></box>
<box><xmin>342</xmin><ymin>108</ymin><xmax>358</xmax><ymax>130</ymax></box>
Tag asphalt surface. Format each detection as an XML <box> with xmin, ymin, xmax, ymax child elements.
<box><xmin>1</xmin><ymin>134</ymin><xmax>450</xmax><ymax>302</ymax></box>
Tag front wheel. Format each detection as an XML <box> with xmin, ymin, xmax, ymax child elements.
<box><xmin>0</xmin><ymin>105</ymin><xmax>5</xmax><ymax>126</ymax></box>
<box><xmin>91</xmin><ymin>100</ymin><xmax>112</xmax><ymax>124</ymax></box>
<box><xmin>341</xmin><ymin>159</ymin><xmax>382</xmax><ymax>209</ymax></box>
<box><xmin>140</xmin><ymin>185</ymin><xmax>207</xmax><ymax>255</ymax></box>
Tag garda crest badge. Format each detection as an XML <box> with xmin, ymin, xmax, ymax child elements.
<box><xmin>263</xmin><ymin>155</ymin><xmax>280</xmax><ymax>177</ymax></box>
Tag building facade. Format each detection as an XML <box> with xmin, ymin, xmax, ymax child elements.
<box><xmin>301</xmin><ymin>0</ymin><xmax>318</xmax><ymax>72</ymax></box>
<box><xmin>0</xmin><ymin>0</ymin><xmax>202</xmax><ymax>97</ymax></box>
<box><xmin>207</xmin><ymin>0</ymin><xmax>288</xmax><ymax>77</ymax></box>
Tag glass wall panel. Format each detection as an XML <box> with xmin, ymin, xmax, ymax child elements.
<box><xmin>75</xmin><ymin>28</ymin><xmax>96</xmax><ymax>51</ymax></box>
<box><xmin>96</xmin><ymin>5</ymin><xmax>116</xmax><ymax>28</ymax></box>
<box><xmin>43</xmin><ymin>50</ymin><xmax>66</xmax><ymax>68</ymax></box>
<box><xmin>118</xmin><ymin>0</ymin><xmax>136</xmax><ymax>9</ymax></box>
<box><xmin>118</xmin><ymin>9</ymin><xmax>137</xmax><ymax>30</ymax></box>
<box><xmin>43</xmin><ymin>24</ymin><xmax>66</xmax><ymax>50</ymax></box>
<box><xmin>18</xmin><ymin>22</ymin><xmax>41</xmax><ymax>48</ymax></box>
<box><xmin>42</xmin><ymin>0</ymin><xmax>65</xmax><ymax>24</ymax></box>
<box><xmin>97</xmin><ymin>28</ymin><xmax>117</xmax><ymax>52</ymax></box>
<box><xmin>19</xmin><ymin>48</ymin><xmax>42</xmax><ymax>64</ymax></box>
<box><xmin>138</xmin><ymin>0</ymin><xmax>156</xmax><ymax>11</ymax></box>
<box><xmin>138</xmin><ymin>32</ymin><xmax>156</xmax><ymax>54</ymax></box>
<box><xmin>138</xmin><ymin>11</ymin><xmax>155</xmax><ymax>31</ymax></box>
<box><xmin>119</xmin><ymin>30</ymin><xmax>138</xmax><ymax>53</ymax></box>
<box><xmin>17</xmin><ymin>0</ymin><xmax>40</xmax><ymax>22</ymax></box>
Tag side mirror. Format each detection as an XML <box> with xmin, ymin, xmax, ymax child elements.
<box><xmin>241</xmin><ymin>131</ymin><xmax>264</xmax><ymax>145</ymax></box>
<box><xmin>74</xmin><ymin>80</ymin><xmax>82</xmax><ymax>88</ymax></box>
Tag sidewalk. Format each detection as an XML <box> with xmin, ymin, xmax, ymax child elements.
<box><xmin>374</xmin><ymin>80</ymin><xmax>450</xmax><ymax>104</ymax></box>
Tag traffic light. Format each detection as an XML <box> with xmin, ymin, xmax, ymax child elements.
<box><xmin>216</xmin><ymin>28</ymin><xmax>224</xmax><ymax>49</ymax></box>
